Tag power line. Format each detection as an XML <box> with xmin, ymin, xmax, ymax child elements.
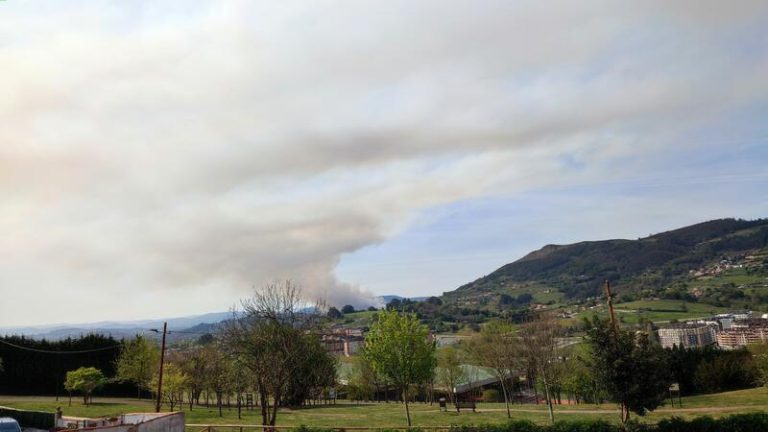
<box><xmin>0</xmin><ymin>338</ymin><xmax>121</xmax><ymax>355</ymax></box>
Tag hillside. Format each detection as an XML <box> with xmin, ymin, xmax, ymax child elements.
<box><xmin>443</xmin><ymin>218</ymin><xmax>768</xmax><ymax>308</ymax></box>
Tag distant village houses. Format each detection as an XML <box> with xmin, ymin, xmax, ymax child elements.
<box><xmin>657</xmin><ymin>310</ymin><xmax>768</xmax><ymax>349</ymax></box>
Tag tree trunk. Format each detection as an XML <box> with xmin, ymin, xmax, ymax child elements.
<box><xmin>259</xmin><ymin>389</ymin><xmax>269</xmax><ymax>427</ymax></box>
<box><xmin>500</xmin><ymin>377</ymin><xmax>511</xmax><ymax>419</ymax></box>
<box><xmin>542</xmin><ymin>378</ymin><xmax>555</xmax><ymax>424</ymax></box>
<box><xmin>403</xmin><ymin>389</ymin><xmax>412</xmax><ymax>427</ymax></box>
<box><xmin>621</xmin><ymin>404</ymin><xmax>630</xmax><ymax>424</ymax></box>
<box><xmin>269</xmin><ymin>393</ymin><xmax>280</xmax><ymax>426</ymax></box>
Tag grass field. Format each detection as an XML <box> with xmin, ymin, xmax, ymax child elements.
<box><xmin>3</xmin><ymin>388</ymin><xmax>768</xmax><ymax>428</ymax></box>
<box><xmin>575</xmin><ymin>299</ymin><xmax>736</xmax><ymax>325</ymax></box>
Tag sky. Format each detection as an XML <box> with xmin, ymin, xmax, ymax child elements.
<box><xmin>1</xmin><ymin>0</ymin><xmax>767</xmax><ymax>326</ymax></box>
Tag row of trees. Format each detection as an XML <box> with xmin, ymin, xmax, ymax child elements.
<box><xmin>109</xmin><ymin>282</ymin><xmax>338</xmax><ymax>426</ymax></box>
<box><xmin>0</xmin><ymin>334</ymin><xmax>136</xmax><ymax>396</ymax></box>
<box><xmin>346</xmin><ymin>311</ymin><xmax>674</xmax><ymax>427</ymax></box>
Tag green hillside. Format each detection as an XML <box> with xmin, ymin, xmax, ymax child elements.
<box><xmin>443</xmin><ymin>218</ymin><xmax>768</xmax><ymax>310</ymax></box>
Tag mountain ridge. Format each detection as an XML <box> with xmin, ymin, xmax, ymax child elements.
<box><xmin>444</xmin><ymin>218</ymin><xmax>768</xmax><ymax>306</ymax></box>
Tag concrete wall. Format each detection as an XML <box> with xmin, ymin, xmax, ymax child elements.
<box><xmin>136</xmin><ymin>412</ymin><xmax>184</xmax><ymax>432</ymax></box>
<box><xmin>63</xmin><ymin>412</ymin><xmax>184</xmax><ymax>432</ymax></box>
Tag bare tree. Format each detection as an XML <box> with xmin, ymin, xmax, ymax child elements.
<box><xmin>518</xmin><ymin>313</ymin><xmax>562</xmax><ymax>424</ymax></box>
<box><xmin>222</xmin><ymin>280</ymin><xmax>329</xmax><ymax>426</ymax></box>
<box><xmin>466</xmin><ymin>321</ymin><xmax>516</xmax><ymax>418</ymax></box>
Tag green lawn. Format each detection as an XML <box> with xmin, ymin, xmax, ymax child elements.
<box><xmin>3</xmin><ymin>388</ymin><xmax>768</xmax><ymax>428</ymax></box>
<box><xmin>576</xmin><ymin>299</ymin><xmax>735</xmax><ymax>325</ymax></box>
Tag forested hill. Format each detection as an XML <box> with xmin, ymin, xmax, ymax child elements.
<box><xmin>445</xmin><ymin>218</ymin><xmax>768</xmax><ymax>305</ymax></box>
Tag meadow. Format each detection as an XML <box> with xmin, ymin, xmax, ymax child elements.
<box><xmin>2</xmin><ymin>388</ymin><xmax>768</xmax><ymax>429</ymax></box>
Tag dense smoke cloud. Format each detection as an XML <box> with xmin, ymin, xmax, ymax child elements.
<box><xmin>0</xmin><ymin>1</ymin><xmax>767</xmax><ymax>325</ymax></box>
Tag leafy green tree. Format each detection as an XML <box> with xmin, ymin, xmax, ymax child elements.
<box><xmin>347</xmin><ymin>355</ymin><xmax>377</xmax><ymax>402</ymax></box>
<box><xmin>341</xmin><ymin>305</ymin><xmax>356</xmax><ymax>314</ymax></box>
<box><xmin>228</xmin><ymin>355</ymin><xmax>254</xmax><ymax>419</ymax></box>
<box><xmin>363</xmin><ymin>309</ymin><xmax>436</xmax><ymax>426</ymax></box>
<box><xmin>202</xmin><ymin>344</ymin><xmax>231</xmax><ymax>417</ymax></box>
<box><xmin>115</xmin><ymin>335</ymin><xmax>160</xmax><ymax>399</ymax></box>
<box><xmin>284</xmin><ymin>332</ymin><xmax>337</xmax><ymax>406</ymax></box>
<box><xmin>694</xmin><ymin>354</ymin><xmax>758</xmax><ymax>393</ymax></box>
<box><xmin>174</xmin><ymin>347</ymin><xmax>208</xmax><ymax>410</ymax></box>
<box><xmin>151</xmin><ymin>363</ymin><xmax>189</xmax><ymax>412</ymax></box>
<box><xmin>561</xmin><ymin>344</ymin><xmax>605</xmax><ymax>405</ymax></box>
<box><xmin>436</xmin><ymin>346</ymin><xmax>466</xmax><ymax>405</ymax></box>
<box><xmin>755</xmin><ymin>344</ymin><xmax>768</xmax><ymax>393</ymax></box>
<box><xmin>584</xmin><ymin>317</ymin><xmax>671</xmax><ymax>424</ymax></box>
<box><xmin>64</xmin><ymin>367</ymin><xmax>107</xmax><ymax>406</ymax></box>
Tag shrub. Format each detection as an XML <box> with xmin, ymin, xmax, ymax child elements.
<box><xmin>482</xmin><ymin>389</ymin><xmax>502</xmax><ymax>402</ymax></box>
<box><xmin>0</xmin><ymin>407</ymin><xmax>55</xmax><ymax>429</ymax></box>
<box><xmin>449</xmin><ymin>413</ymin><xmax>768</xmax><ymax>432</ymax></box>
<box><xmin>550</xmin><ymin>420</ymin><xmax>614</xmax><ymax>432</ymax></box>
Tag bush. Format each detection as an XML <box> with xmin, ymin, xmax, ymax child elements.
<box><xmin>551</xmin><ymin>420</ymin><xmax>615</xmax><ymax>432</ymax></box>
<box><xmin>0</xmin><ymin>406</ymin><xmax>55</xmax><ymax>429</ymax></box>
<box><xmin>482</xmin><ymin>389</ymin><xmax>502</xmax><ymax>402</ymax></box>
<box><xmin>294</xmin><ymin>426</ymin><xmax>334</xmax><ymax>432</ymax></box>
<box><xmin>449</xmin><ymin>413</ymin><xmax>768</xmax><ymax>432</ymax></box>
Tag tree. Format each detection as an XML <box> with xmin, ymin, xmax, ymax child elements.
<box><xmin>755</xmin><ymin>344</ymin><xmax>768</xmax><ymax>393</ymax></box>
<box><xmin>583</xmin><ymin>316</ymin><xmax>671</xmax><ymax>424</ymax></box>
<box><xmin>64</xmin><ymin>367</ymin><xmax>106</xmax><ymax>406</ymax></box>
<box><xmin>467</xmin><ymin>321</ymin><xmax>516</xmax><ymax>417</ymax></box>
<box><xmin>341</xmin><ymin>305</ymin><xmax>356</xmax><ymax>314</ymax></box>
<box><xmin>327</xmin><ymin>307</ymin><xmax>343</xmax><ymax>319</ymax></box>
<box><xmin>115</xmin><ymin>335</ymin><xmax>160</xmax><ymax>399</ymax></box>
<box><xmin>284</xmin><ymin>333</ymin><xmax>337</xmax><ymax>406</ymax></box>
<box><xmin>561</xmin><ymin>344</ymin><xmax>605</xmax><ymax>405</ymax></box>
<box><xmin>518</xmin><ymin>314</ymin><xmax>562</xmax><ymax>424</ymax></box>
<box><xmin>347</xmin><ymin>356</ymin><xmax>377</xmax><ymax>402</ymax></box>
<box><xmin>363</xmin><ymin>309</ymin><xmax>436</xmax><ymax>426</ymax></box>
<box><xmin>228</xmin><ymin>355</ymin><xmax>254</xmax><ymax>419</ymax></box>
<box><xmin>436</xmin><ymin>346</ymin><xmax>466</xmax><ymax>405</ymax></box>
<box><xmin>202</xmin><ymin>345</ymin><xmax>231</xmax><ymax>417</ymax></box>
<box><xmin>151</xmin><ymin>363</ymin><xmax>189</xmax><ymax>412</ymax></box>
<box><xmin>174</xmin><ymin>347</ymin><xmax>209</xmax><ymax>411</ymax></box>
<box><xmin>223</xmin><ymin>280</ymin><xmax>330</xmax><ymax>426</ymax></box>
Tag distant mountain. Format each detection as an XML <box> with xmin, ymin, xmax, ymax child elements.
<box><xmin>0</xmin><ymin>311</ymin><xmax>231</xmax><ymax>341</ymax></box>
<box><xmin>444</xmin><ymin>218</ymin><xmax>768</xmax><ymax>305</ymax></box>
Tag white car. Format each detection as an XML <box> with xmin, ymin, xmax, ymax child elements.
<box><xmin>0</xmin><ymin>418</ymin><xmax>21</xmax><ymax>432</ymax></box>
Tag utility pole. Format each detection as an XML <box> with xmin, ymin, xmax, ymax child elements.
<box><xmin>604</xmin><ymin>280</ymin><xmax>617</xmax><ymax>331</ymax></box>
<box><xmin>154</xmin><ymin>322</ymin><xmax>168</xmax><ymax>413</ymax></box>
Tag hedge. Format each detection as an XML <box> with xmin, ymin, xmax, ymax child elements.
<box><xmin>0</xmin><ymin>405</ymin><xmax>55</xmax><ymax>430</ymax></box>
<box><xmin>294</xmin><ymin>413</ymin><xmax>768</xmax><ymax>432</ymax></box>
